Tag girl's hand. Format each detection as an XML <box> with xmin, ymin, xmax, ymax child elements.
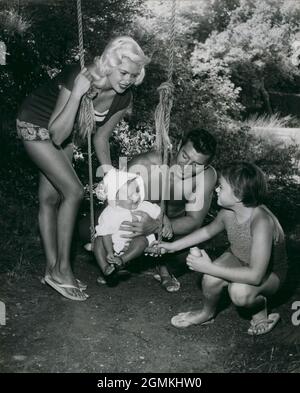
<box><xmin>144</xmin><ymin>241</ymin><xmax>161</xmax><ymax>257</ymax></box>
<box><xmin>144</xmin><ymin>241</ymin><xmax>177</xmax><ymax>257</ymax></box>
<box><xmin>186</xmin><ymin>249</ymin><xmax>212</xmax><ymax>274</ymax></box>
<box><xmin>157</xmin><ymin>241</ymin><xmax>177</xmax><ymax>254</ymax></box>
<box><xmin>73</xmin><ymin>68</ymin><xmax>92</xmax><ymax>98</ymax></box>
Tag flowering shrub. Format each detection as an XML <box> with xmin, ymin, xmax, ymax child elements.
<box><xmin>110</xmin><ymin>120</ymin><xmax>156</xmax><ymax>162</ymax></box>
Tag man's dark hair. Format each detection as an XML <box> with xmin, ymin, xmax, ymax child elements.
<box><xmin>182</xmin><ymin>128</ymin><xmax>217</xmax><ymax>163</ymax></box>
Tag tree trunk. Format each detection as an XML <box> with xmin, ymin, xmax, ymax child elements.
<box><xmin>260</xmin><ymin>78</ymin><xmax>273</xmax><ymax>114</ymax></box>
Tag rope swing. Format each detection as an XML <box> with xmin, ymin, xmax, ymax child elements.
<box><xmin>155</xmin><ymin>0</ymin><xmax>176</xmax><ymax>243</ymax></box>
<box><xmin>76</xmin><ymin>0</ymin><xmax>96</xmax><ymax>248</ymax></box>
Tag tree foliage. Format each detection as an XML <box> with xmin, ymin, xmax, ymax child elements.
<box><xmin>0</xmin><ymin>0</ymin><xmax>144</xmax><ymax>117</ymax></box>
<box><xmin>191</xmin><ymin>0</ymin><xmax>300</xmax><ymax>113</ymax></box>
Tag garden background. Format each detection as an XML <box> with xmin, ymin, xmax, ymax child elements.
<box><xmin>0</xmin><ymin>0</ymin><xmax>299</xmax><ymax>373</ymax></box>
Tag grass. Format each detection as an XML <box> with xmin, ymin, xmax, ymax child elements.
<box><xmin>244</xmin><ymin>113</ymin><xmax>298</xmax><ymax>129</ymax></box>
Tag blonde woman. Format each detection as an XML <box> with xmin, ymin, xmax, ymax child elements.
<box><xmin>17</xmin><ymin>36</ymin><xmax>150</xmax><ymax>301</ymax></box>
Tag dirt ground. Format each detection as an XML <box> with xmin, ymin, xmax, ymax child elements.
<box><xmin>0</xmin><ymin>243</ymin><xmax>300</xmax><ymax>374</ymax></box>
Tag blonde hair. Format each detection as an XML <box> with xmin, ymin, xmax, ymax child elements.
<box><xmin>94</xmin><ymin>36</ymin><xmax>150</xmax><ymax>85</ymax></box>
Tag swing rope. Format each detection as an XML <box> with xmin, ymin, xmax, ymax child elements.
<box><xmin>155</xmin><ymin>0</ymin><xmax>176</xmax><ymax>243</ymax></box>
<box><xmin>76</xmin><ymin>0</ymin><xmax>95</xmax><ymax>248</ymax></box>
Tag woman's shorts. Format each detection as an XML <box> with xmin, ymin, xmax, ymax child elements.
<box><xmin>16</xmin><ymin>119</ymin><xmax>51</xmax><ymax>141</ymax></box>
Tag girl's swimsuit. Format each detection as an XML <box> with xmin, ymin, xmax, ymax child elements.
<box><xmin>225</xmin><ymin>209</ymin><xmax>288</xmax><ymax>285</ymax></box>
<box><xmin>16</xmin><ymin>64</ymin><xmax>132</xmax><ymax>142</ymax></box>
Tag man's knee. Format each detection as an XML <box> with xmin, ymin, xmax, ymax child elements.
<box><xmin>228</xmin><ymin>283</ymin><xmax>254</xmax><ymax>307</ymax></box>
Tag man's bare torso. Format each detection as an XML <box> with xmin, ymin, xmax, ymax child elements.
<box><xmin>128</xmin><ymin>151</ymin><xmax>208</xmax><ymax>219</ymax></box>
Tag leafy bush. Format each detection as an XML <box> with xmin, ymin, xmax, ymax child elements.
<box><xmin>110</xmin><ymin>120</ymin><xmax>156</xmax><ymax>162</ymax></box>
<box><xmin>212</xmin><ymin>122</ymin><xmax>300</xmax><ymax>229</ymax></box>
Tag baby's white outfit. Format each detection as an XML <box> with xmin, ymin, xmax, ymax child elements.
<box><xmin>95</xmin><ymin>168</ymin><xmax>160</xmax><ymax>254</ymax></box>
<box><xmin>95</xmin><ymin>202</ymin><xmax>160</xmax><ymax>254</ymax></box>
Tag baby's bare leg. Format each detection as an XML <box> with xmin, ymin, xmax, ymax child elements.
<box><xmin>94</xmin><ymin>237</ymin><xmax>114</xmax><ymax>275</ymax></box>
<box><xmin>120</xmin><ymin>236</ymin><xmax>148</xmax><ymax>265</ymax></box>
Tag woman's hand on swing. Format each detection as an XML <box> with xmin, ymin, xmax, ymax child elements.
<box><xmin>120</xmin><ymin>211</ymin><xmax>159</xmax><ymax>238</ymax></box>
<box><xmin>73</xmin><ymin>68</ymin><xmax>93</xmax><ymax>98</ymax></box>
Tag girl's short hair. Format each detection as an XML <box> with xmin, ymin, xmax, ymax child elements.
<box><xmin>221</xmin><ymin>162</ymin><xmax>267</xmax><ymax>207</ymax></box>
<box><xmin>94</xmin><ymin>36</ymin><xmax>150</xmax><ymax>85</ymax></box>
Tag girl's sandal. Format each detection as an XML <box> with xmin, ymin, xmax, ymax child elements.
<box><xmin>247</xmin><ymin>313</ymin><xmax>280</xmax><ymax>336</ymax></box>
<box><xmin>171</xmin><ymin>312</ymin><xmax>215</xmax><ymax>328</ymax></box>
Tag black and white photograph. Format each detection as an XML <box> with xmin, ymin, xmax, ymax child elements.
<box><xmin>0</xmin><ymin>0</ymin><xmax>299</xmax><ymax>378</ymax></box>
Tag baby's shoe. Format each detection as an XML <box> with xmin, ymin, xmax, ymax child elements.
<box><xmin>104</xmin><ymin>264</ymin><xmax>115</xmax><ymax>276</ymax></box>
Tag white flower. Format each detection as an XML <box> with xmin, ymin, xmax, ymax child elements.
<box><xmin>95</xmin><ymin>181</ymin><xmax>107</xmax><ymax>201</ymax></box>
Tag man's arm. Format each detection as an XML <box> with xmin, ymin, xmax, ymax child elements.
<box><xmin>170</xmin><ymin>167</ymin><xmax>217</xmax><ymax>235</ymax></box>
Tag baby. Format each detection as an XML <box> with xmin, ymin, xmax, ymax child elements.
<box><xmin>93</xmin><ymin>168</ymin><xmax>170</xmax><ymax>277</ymax></box>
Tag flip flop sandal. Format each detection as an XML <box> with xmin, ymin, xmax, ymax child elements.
<box><xmin>153</xmin><ymin>274</ymin><xmax>180</xmax><ymax>292</ymax></box>
<box><xmin>96</xmin><ymin>275</ymin><xmax>107</xmax><ymax>285</ymax></box>
<box><xmin>247</xmin><ymin>313</ymin><xmax>280</xmax><ymax>336</ymax></box>
<box><xmin>171</xmin><ymin>312</ymin><xmax>215</xmax><ymax>329</ymax></box>
<box><xmin>42</xmin><ymin>275</ymin><xmax>87</xmax><ymax>291</ymax></box>
<box><xmin>45</xmin><ymin>276</ymin><xmax>89</xmax><ymax>301</ymax></box>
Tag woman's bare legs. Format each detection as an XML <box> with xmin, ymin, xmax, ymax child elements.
<box><xmin>24</xmin><ymin>140</ymin><xmax>85</xmax><ymax>299</ymax></box>
<box><xmin>38</xmin><ymin>171</ymin><xmax>60</xmax><ymax>277</ymax></box>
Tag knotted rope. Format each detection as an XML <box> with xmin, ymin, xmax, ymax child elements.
<box><xmin>155</xmin><ymin>0</ymin><xmax>177</xmax><ymax>243</ymax></box>
<box><xmin>76</xmin><ymin>0</ymin><xmax>96</xmax><ymax>247</ymax></box>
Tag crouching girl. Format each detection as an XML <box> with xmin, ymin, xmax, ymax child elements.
<box><xmin>157</xmin><ymin>162</ymin><xmax>287</xmax><ymax>336</ymax></box>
